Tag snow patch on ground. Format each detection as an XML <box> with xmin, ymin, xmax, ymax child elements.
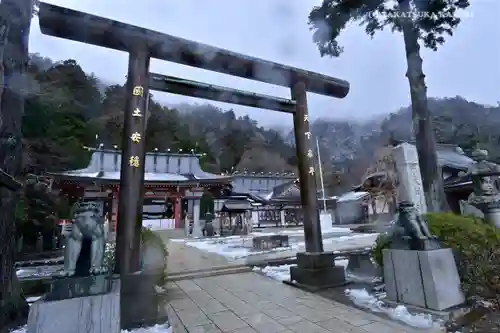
<box><xmin>253</xmin><ymin>264</ymin><xmax>446</xmax><ymax>331</ymax></box>
<box><xmin>184</xmin><ymin>232</ymin><xmax>378</xmax><ymax>261</ymax></box>
<box><xmin>252</xmin><ymin>260</ymin><xmax>349</xmax><ymax>283</ymax></box>
<box><xmin>168</xmin><ymin>238</ymin><xmax>186</xmax><ymax>243</ymax></box>
<box><xmin>171</xmin><ymin>227</ymin><xmax>353</xmax><ymax>243</ymax></box>
<box><xmin>10</xmin><ymin>322</ymin><xmax>172</xmax><ymax>333</ymax></box>
<box><xmin>122</xmin><ymin>322</ymin><xmax>172</xmax><ymax>332</ymax></box>
<box><xmin>16</xmin><ymin>265</ymin><xmax>63</xmax><ymax>278</ymax></box>
<box><xmin>252</xmin><ymin>260</ymin><xmax>349</xmax><ymax>282</ymax></box>
<box><xmin>252</xmin><ymin>264</ymin><xmax>295</xmax><ymax>282</ymax></box>
<box><xmin>345</xmin><ymin>289</ymin><xmax>441</xmax><ymax>330</ymax></box>
<box><xmin>26</xmin><ymin>296</ymin><xmax>42</xmax><ymax>303</ymax></box>
<box><xmin>185</xmin><ymin>236</ymin><xmax>297</xmax><ymax>260</ymax></box>
<box><xmin>279</xmin><ymin>227</ymin><xmax>352</xmax><ymax>235</ymax></box>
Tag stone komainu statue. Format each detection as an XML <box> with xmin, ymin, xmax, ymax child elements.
<box><xmin>389</xmin><ymin>201</ymin><xmax>440</xmax><ymax>250</ymax></box>
<box><xmin>63</xmin><ymin>200</ymin><xmax>107</xmax><ymax>276</ymax></box>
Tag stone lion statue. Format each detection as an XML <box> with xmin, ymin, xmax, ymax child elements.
<box><xmin>62</xmin><ymin>200</ymin><xmax>107</xmax><ymax>276</ymax></box>
<box><xmin>388</xmin><ymin>201</ymin><xmax>440</xmax><ymax>250</ymax></box>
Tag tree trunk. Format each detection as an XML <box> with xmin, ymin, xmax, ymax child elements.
<box><xmin>398</xmin><ymin>0</ymin><xmax>449</xmax><ymax>212</ymax></box>
<box><xmin>0</xmin><ymin>0</ymin><xmax>33</xmax><ymax>329</ymax></box>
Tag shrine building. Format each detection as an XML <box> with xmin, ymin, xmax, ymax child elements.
<box><xmin>49</xmin><ymin>148</ymin><xmax>232</xmax><ymax>231</ymax></box>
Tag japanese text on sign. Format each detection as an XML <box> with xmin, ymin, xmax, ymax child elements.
<box><xmin>130</xmin><ymin>132</ymin><xmax>142</xmax><ymax>143</ymax></box>
<box><xmin>132</xmin><ymin>108</ymin><xmax>142</xmax><ymax>117</ymax></box>
<box><xmin>129</xmin><ymin>156</ymin><xmax>140</xmax><ymax>168</ymax></box>
<box><xmin>132</xmin><ymin>86</ymin><xmax>144</xmax><ymax>97</ymax></box>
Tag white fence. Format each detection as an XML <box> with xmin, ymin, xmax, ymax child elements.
<box><xmin>141</xmin><ymin>219</ymin><xmax>176</xmax><ymax>231</ymax></box>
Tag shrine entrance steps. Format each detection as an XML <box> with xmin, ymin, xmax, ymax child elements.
<box><xmin>167</xmin><ymin>265</ymin><xmax>252</xmax><ymax>282</ymax></box>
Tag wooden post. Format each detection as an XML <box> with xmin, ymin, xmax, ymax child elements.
<box><xmin>115</xmin><ymin>48</ymin><xmax>150</xmax><ymax>274</ymax></box>
<box><xmin>174</xmin><ymin>196</ymin><xmax>181</xmax><ymax>229</ymax></box>
<box><xmin>291</xmin><ymin>80</ymin><xmax>323</xmax><ymax>253</ymax></box>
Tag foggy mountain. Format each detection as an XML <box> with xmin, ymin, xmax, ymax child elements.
<box><xmin>30</xmin><ymin>53</ymin><xmax>499</xmax><ymax>186</ymax></box>
<box><xmin>282</xmin><ymin>96</ymin><xmax>500</xmax><ymax>182</ymax></box>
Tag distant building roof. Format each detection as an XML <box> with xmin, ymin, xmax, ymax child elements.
<box><xmin>50</xmin><ymin>149</ymin><xmax>231</xmax><ymax>184</ymax></box>
<box><xmin>220</xmin><ymin>199</ymin><xmax>253</xmax><ymax>212</ymax></box>
<box><xmin>266</xmin><ymin>179</ymin><xmax>325</xmax><ymax>203</ymax></box>
<box><xmin>230</xmin><ymin>173</ymin><xmax>296</xmax><ymax>196</ymax></box>
<box><xmin>337</xmin><ymin>191</ymin><xmax>369</xmax><ymax>202</ymax></box>
<box><xmin>269</xmin><ymin>179</ymin><xmax>300</xmax><ymax>200</ymax></box>
<box><xmin>443</xmin><ymin>174</ymin><xmax>473</xmax><ymax>190</ymax></box>
<box><xmin>226</xmin><ymin>192</ymin><xmax>268</xmax><ymax>205</ymax></box>
<box><xmin>393</xmin><ymin>141</ymin><xmax>474</xmax><ymax>170</ymax></box>
<box><xmin>435</xmin><ymin>144</ymin><xmax>474</xmax><ymax>170</ymax></box>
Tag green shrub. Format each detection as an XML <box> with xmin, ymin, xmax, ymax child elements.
<box><xmin>372</xmin><ymin>232</ymin><xmax>391</xmax><ymax>268</ymax></box>
<box><xmin>140</xmin><ymin>227</ymin><xmax>168</xmax><ymax>257</ymax></box>
<box><xmin>140</xmin><ymin>227</ymin><xmax>169</xmax><ymax>286</ymax></box>
<box><xmin>103</xmin><ymin>227</ymin><xmax>169</xmax><ymax>286</ymax></box>
<box><xmin>372</xmin><ymin>212</ymin><xmax>500</xmax><ymax>299</ymax></box>
<box><xmin>103</xmin><ymin>241</ymin><xmax>116</xmax><ymax>272</ymax></box>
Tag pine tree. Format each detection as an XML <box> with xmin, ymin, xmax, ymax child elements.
<box><xmin>0</xmin><ymin>0</ymin><xmax>35</xmax><ymax>328</ymax></box>
<box><xmin>308</xmin><ymin>0</ymin><xmax>470</xmax><ymax>211</ymax></box>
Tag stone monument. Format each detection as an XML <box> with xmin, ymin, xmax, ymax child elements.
<box><xmin>192</xmin><ymin>214</ymin><xmax>203</xmax><ymax>238</ymax></box>
<box><xmin>192</xmin><ymin>198</ymin><xmax>203</xmax><ymax>237</ymax></box>
<box><xmin>383</xmin><ymin>202</ymin><xmax>464</xmax><ymax>311</ymax></box>
<box><xmin>243</xmin><ymin>214</ymin><xmax>253</xmax><ymax>234</ymax></box>
<box><xmin>203</xmin><ymin>212</ymin><xmax>215</xmax><ymax>236</ymax></box>
<box><xmin>184</xmin><ymin>213</ymin><xmax>192</xmax><ymax>237</ymax></box>
<box><xmin>27</xmin><ymin>200</ymin><xmax>117</xmax><ymax>333</ymax></box>
<box><xmin>392</xmin><ymin>143</ymin><xmax>427</xmax><ymax>215</ymax></box>
<box><xmin>463</xmin><ymin>148</ymin><xmax>500</xmax><ymax>228</ymax></box>
<box><xmin>319</xmin><ymin>212</ymin><xmax>334</xmax><ymax>234</ymax></box>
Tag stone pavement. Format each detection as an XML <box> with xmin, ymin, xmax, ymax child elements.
<box><xmin>166</xmin><ymin>272</ymin><xmax>431</xmax><ymax>333</ymax></box>
<box><xmin>161</xmin><ymin>230</ymin><xmax>378</xmax><ymax>272</ymax></box>
<box><xmin>166</xmin><ymin>241</ymin><xmax>234</xmax><ymax>275</ymax></box>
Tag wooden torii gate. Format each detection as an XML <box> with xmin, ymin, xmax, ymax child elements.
<box><xmin>38</xmin><ymin>1</ymin><xmax>350</xmax><ymax>299</ymax></box>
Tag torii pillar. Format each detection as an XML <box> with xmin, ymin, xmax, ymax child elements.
<box><xmin>288</xmin><ymin>80</ymin><xmax>347</xmax><ymax>289</ymax></box>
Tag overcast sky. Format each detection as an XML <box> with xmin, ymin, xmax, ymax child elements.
<box><xmin>29</xmin><ymin>0</ymin><xmax>499</xmax><ymax>127</ymax></box>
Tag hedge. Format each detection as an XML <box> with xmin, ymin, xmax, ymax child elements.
<box><xmin>372</xmin><ymin>212</ymin><xmax>500</xmax><ymax>299</ymax></box>
<box><xmin>104</xmin><ymin>227</ymin><xmax>169</xmax><ymax>286</ymax></box>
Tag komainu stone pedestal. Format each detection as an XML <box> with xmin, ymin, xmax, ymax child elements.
<box><xmin>27</xmin><ymin>276</ymin><xmax>119</xmax><ymax>333</ymax></box>
<box><xmin>383</xmin><ymin>248</ymin><xmax>465</xmax><ymax>311</ymax></box>
<box><xmin>27</xmin><ymin>273</ymin><xmax>167</xmax><ymax>333</ymax></box>
<box><xmin>120</xmin><ymin>273</ymin><xmax>168</xmax><ymax>330</ymax></box>
<box><xmin>289</xmin><ymin>252</ymin><xmax>346</xmax><ymax>290</ymax></box>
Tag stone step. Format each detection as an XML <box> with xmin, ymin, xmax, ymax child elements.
<box><xmin>166</xmin><ymin>266</ymin><xmax>252</xmax><ymax>281</ymax></box>
<box><xmin>167</xmin><ymin>263</ymin><xmax>248</xmax><ymax>277</ymax></box>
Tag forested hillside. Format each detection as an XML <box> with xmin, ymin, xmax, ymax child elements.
<box><xmin>24</xmin><ymin>54</ymin><xmax>500</xmax><ymax>194</ymax></box>
<box><xmin>298</xmin><ymin>97</ymin><xmax>500</xmax><ymax>190</ymax></box>
<box><xmin>382</xmin><ymin>97</ymin><xmax>500</xmax><ymax>158</ymax></box>
<box><xmin>23</xmin><ymin>54</ymin><xmax>297</xmax><ymax>175</ymax></box>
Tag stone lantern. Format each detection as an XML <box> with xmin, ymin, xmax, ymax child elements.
<box><xmin>462</xmin><ymin>149</ymin><xmax>500</xmax><ymax>228</ymax></box>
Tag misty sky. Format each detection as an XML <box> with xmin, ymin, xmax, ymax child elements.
<box><xmin>30</xmin><ymin>0</ymin><xmax>499</xmax><ymax>127</ymax></box>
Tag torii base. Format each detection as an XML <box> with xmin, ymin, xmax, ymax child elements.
<box><xmin>286</xmin><ymin>252</ymin><xmax>348</xmax><ymax>292</ymax></box>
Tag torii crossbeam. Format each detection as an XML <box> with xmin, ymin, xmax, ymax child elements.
<box><xmin>38</xmin><ymin>3</ymin><xmax>351</xmax><ymax>324</ymax></box>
